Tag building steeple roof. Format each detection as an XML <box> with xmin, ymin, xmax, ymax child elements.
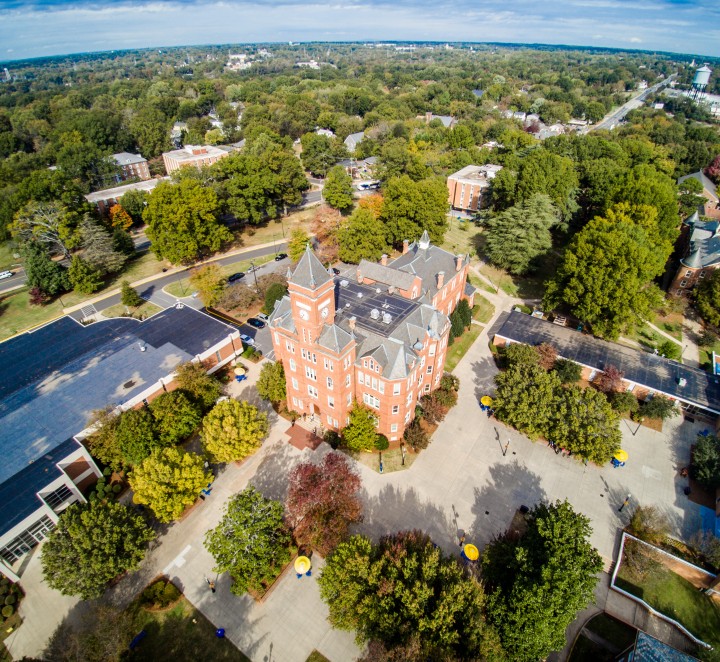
<box><xmin>289</xmin><ymin>244</ymin><xmax>333</xmax><ymax>290</ymax></box>
<box><xmin>418</xmin><ymin>230</ymin><xmax>431</xmax><ymax>250</ymax></box>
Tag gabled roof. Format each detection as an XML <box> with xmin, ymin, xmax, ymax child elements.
<box><xmin>681</xmin><ymin>219</ymin><xmax>720</xmax><ymax>269</ymax></box>
<box><xmin>317</xmin><ymin>324</ymin><xmax>353</xmax><ymax>353</ymax></box>
<box><xmin>112</xmin><ymin>152</ymin><xmax>147</xmax><ymax>166</ymax></box>
<box><xmin>344</xmin><ymin>132</ymin><xmax>365</xmax><ymax>146</ymax></box>
<box><xmin>357</xmin><ymin>259</ymin><xmax>418</xmax><ymax>292</ymax></box>
<box><xmin>289</xmin><ymin>245</ymin><xmax>333</xmax><ymax>290</ymax></box>
<box><xmin>270</xmin><ymin>295</ymin><xmax>296</xmax><ymax>333</ymax></box>
<box><xmin>678</xmin><ymin>171</ymin><xmax>718</xmax><ymax>200</ymax></box>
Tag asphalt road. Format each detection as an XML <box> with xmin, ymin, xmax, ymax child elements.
<box><xmin>590</xmin><ymin>73</ymin><xmax>676</xmax><ymax>132</ymax></box>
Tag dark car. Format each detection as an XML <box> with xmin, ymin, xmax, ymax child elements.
<box><xmin>247</xmin><ymin>318</ymin><xmax>266</xmax><ymax>329</ymax></box>
<box><xmin>332</xmin><ymin>267</ymin><xmax>341</xmax><ymax>275</ymax></box>
<box><xmin>227</xmin><ymin>272</ymin><xmax>245</xmax><ymax>282</ymax></box>
<box><xmin>274</xmin><ymin>253</ymin><xmax>288</xmax><ymax>261</ymax></box>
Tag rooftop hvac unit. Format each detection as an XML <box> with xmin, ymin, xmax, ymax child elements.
<box><xmin>340</xmin><ymin>280</ymin><xmax>349</xmax><ymax>287</ymax></box>
<box><xmin>345</xmin><ymin>303</ymin><xmax>351</xmax><ymax>308</ymax></box>
<box><xmin>677</xmin><ymin>377</ymin><xmax>687</xmax><ymax>388</ymax></box>
<box><xmin>357</xmin><ymin>292</ymin><xmax>363</xmax><ymax>298</ymax></box>
<box><xmin>382</xmin><ymin>313</ymin><xmax>392</xmax><ymax>324</ymax></box>
<box><xmin>370</xmin><ymin>308</ymin><xmax>380</xmax><ymax>320</ymax></box>
<box><xmin>376</xmin><ymin>288</ymin><xmax>382</xmax><ymax>293</ymax></box>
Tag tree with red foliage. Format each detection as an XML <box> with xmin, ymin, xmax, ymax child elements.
<box><xmin>595</xmin><ymin>364</ymin><xmax>625</xmax><ymax>393</ymax></box>
<box><xmin>535</xmin><ymin>342</ymin><xmax>558</xmax><ymax>370</ymax></box>
<box><xmin>706</xmin><ymin>155</ymin><xmax>720</xmax><ymax>185</ymax></box>
<box><xmin>286</xmin><ymin>452</ymin><xmax>363</xmax><ymax>555</ymax></box>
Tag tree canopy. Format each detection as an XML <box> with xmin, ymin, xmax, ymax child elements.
<box><xmin>173</xmin><ymin>361</ymin><xmax>222</xmax><ymax>411</ymax></box>
<box><xmin>149</xmin><ymin>390</ymin><xmax>202</xmax><ymax>445</ymax></box>
<box><xmin>323</xmin><ymin>165</ymin><xmax>355</xmax><ymax>212</ymax></box>
<box><xmin>201</xmin><ymin>399</ymin><xmax>269</xmax><ymax>463</ymax></box>
<box><xmin>256</xmin><ymin>361</ymin><xmax>287</xmax><ymax>404</ymax></box>
<box><xmin>338</xmin><ymin>207</ymin><xmax>388</xmax><ymax>264</ymax></box>
<box><xmin>143</xmin><ymin>179</ymin><xmax>231</xmax><ymax>264</ymax></box>
<box><xmin>41</xmin><ymin>500</ymin><xmax>154</xmax><ymax>599</ymax></box>
<box><xmin>381</xmin><ymin>176</ymin><xmax>448</xmax><ymax>247</ymax></box>
<box><xmin>343</xmin><ymin>404</ymin><xmax>379</xmax><ymax>452</ymax></box>
<box><xmin>205</xmin><ymin>487</ymin><xmax>292</xmax><ymax>595</ymax></box>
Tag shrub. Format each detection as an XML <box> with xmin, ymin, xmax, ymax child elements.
<box><xmin>610</xmin><ymin>391</ymin><xmax>639</xmax><ymax>414</ymax></box>
<box><xmin>553</xmin><ymin>358</ymin><xmax>582</xmax><ymax>384</ymax></box>
<box><xmin>419</xmin><ymin>393</ymin><xmax>448</xmax><ymax>423</ymax></box>
<box><xmin>639</xmin><ymin>395</ymin><xmax>678</xmax><ymax>421</ymax></box>
<box><xmin>627</xmin><ymin>505</ymin><xmax>670</xmax><ymax>546</ymax></box>
<box><xmin>324</xmin><ymin>430</ymin><xmax>341</xmax><ymax>449</ymax></box>
<box><xmin>595</xmin><ymin>364</ymin><xmax>624</xmax><ymax>393</ymax></box>
<box><xmin>433</xmin><ymin>385</ymin><xmax>458</xmax><ymax>408</ymax></box>
<box><xmin>374</xmin><ymin>435</ymin><xmax>389</xmax><ymax>451</ymax></box>
<box><xmin>141</xmin><ymin>579</ymin><xmax>180</xmax><ymax>609</ymax></box>
<box><xmin>4</xmin><ymin>595</ymin><xmax>16</xmax><ymax>606</ymax></box>
<box><xmin>657</xmin><ymin>340</ymin><xmax>680</xmax><ymax>360</ymax></box>
<box><xmin>535</xmin><ymin>342</ymin><xmax>557</xmax><ymax>370</ymax></box>
<box><xmin>0</xmin><ymin>585</ymin><xmax>7</xmax><ymax>597</ymax></box>
<box><xmin>440</xmin><ymin>373</ymin><xmax>459</xmax><ymax>392</ymax></box>
<box><xmin>112</xmin><ymin>483</ymin><xmax>122</xmax><ymax>494</ymax></box>
<box><xmin>2</xmin><ymin>605</ymin><xmax>14</xmax><ymax>618</ymax></box>
<box><xmin>404</xmin><ymin>423</ymin><xmax>430</xmax><ymax>450</ymax></box>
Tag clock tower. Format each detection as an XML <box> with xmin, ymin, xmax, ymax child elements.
<box><xmin>287</xmin><ymin>245</ymin><xmax>336</xmax><ymax>342</ymax></box>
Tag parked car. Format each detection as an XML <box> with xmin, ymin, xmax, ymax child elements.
<box><xmin>247</xmin><ymin>318</ymin><xmax>266</xmax><ymax>329</ymax></box>
<box><xmin>257</xmin><ymin>313</ymin><xmax>269</xmax><ymax>322</ymax></box>
<box><xmin>239</xmin><ymin>334</ymin><xmax>255</xmax><ymax>345</ymax></box>
<box><xmin>331</xmin><ymin>267</ymin><xmax>341</xmax><ymax>275</ymax></box>
<box><xmin>274</xmin><ymin>253</ymin><xmax>288</xmax><ymax>261</ymax></box>
<box><xmin>0</xmin><ymin>270</ymin><xmax>13</xmax><ymax>280</ymax></box>
<box><xmin>227</xmin><ymin>272</ymin><xmax>245</xmax><ymax>282</ymax></box>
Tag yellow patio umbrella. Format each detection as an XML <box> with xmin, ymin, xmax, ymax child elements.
<box><xmin>234</xmin><ymin>366</ymin><xmax>246</xmax><ymax>376</ymax></box>
<box><xmin>480</xmin><ymin>395</ymin><xmax>493</xmax><ymax>407</ymax></box>
<box><xmin>294</xmin><ymin>556</ymin><xmax>312</xmax><ymax>574</ymax></box>
<box><xmin>614</xmin><ymin>449</ymin><xmax>629</xmax><ymax>462</ymax></box>
<box><xmin>463</xmin><ymin>544</ymin><xmax>479</xmax><ymax>561</ymax></box>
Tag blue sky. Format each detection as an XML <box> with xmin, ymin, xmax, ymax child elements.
<box><xmin>0</xmin><ymin>0</ymin><xmax>719</xmax><ymax>61</ymax></box>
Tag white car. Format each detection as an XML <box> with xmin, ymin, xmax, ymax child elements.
<box><xmin>0</xmin><ymin>271</ymin><xmax>13</xmax><ymax>280</ymax></box>
<box><xmin>240</xmin><ymin>334</ymin><xmax>255</xmax><ymax>346</ymax></box>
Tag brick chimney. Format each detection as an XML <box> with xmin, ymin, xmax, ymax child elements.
<box><xmin>381</xmin><ymin>254</ymin><xmax>388</xmax><ymax>266</ymax></box>
<box><xmin>437</xmin><ymin>271</ymin><xmax>445</xmax><ymax>288</ymax></box>
<box><xmin>356</xmin><ymin>268</ymin><xmax>363</xmax><ymax>283</ymax></box>
<box><xmin>349</xmin><ymin>316</ymin><xmax>356</xmax><ymax>331</ymax></box>
<box><xmin>402</xmin><ymin>239</ymin><xmax>409</xmax><ymax>254</ymax></box>
<box><xmin>455</xmin><ymin>254</ymin><xmax>463</xmax><ymax>272</ymax></box>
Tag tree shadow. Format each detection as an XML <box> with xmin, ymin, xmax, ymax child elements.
<box><xmin>249</xmin><ymin>441</ymin><xmax>301</xmax><ymax>502</ymax></box>
<box><xmin>470</xmin><ymin>354</ymin><xmax>499</xmax><ymax>401</ymax></box>
<box><xmin>469</xmin><ymin>460</ymin><xmax>547</xmax><ymax>548</ymax></box>
<box><xmin>357</xmin><ymin>484</ymin><xmax>455</xmax><ymax>552</ymax></box>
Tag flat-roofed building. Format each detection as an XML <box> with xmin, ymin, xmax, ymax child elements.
<box><xmin>85</xmin><ymin>177</ymin><xmax>166</xmax><ymax>215</ymax></box>
<box><xmin>162</xmin><ymin>144</ymin><xmax>232</xmax><ymax>174</ymax></box>
<box><xmin>447</xmin><ymin>164</ymin><xmax>503</xmax><ymax>212</ymax></box>
<box><xmin>0</xmin><ymin>306</ymin><xmax>242</xmax><ymax>581</ymax></box>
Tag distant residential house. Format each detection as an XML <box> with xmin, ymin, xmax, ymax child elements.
<box><xmin>472</xmin><ymin>89</ymin><xmax>484</xmax><ymax>98</ymax></box>
<box><xmin>637</xmin><ymin>80</ymin><xmax>648</xmax><ymax>90</ymax></box>
<box><xmin>344</xmin><ymin>132</ymin><xmax>366</xmax><ymax>153</ymax></box>
<box><xmin>670</xmin><ymin>211</ymin><xmax>720</xmax><ymax>296</ymax></box>
<box><xmin>170</xmin><ymin>122</ymin><xmax>187</xmax><ymax>148</ymax></box>
<box><xmin>162</xmin><ymin>145</ymin><xmax>232</xmax><ymax>174</ymax></box>
<box><xmin>537</xmin><ymin>123</ymin><xmax>565</xmax><ymax>140</ymax></box>
<box><xmin>447</xmin><ymin>164</ymin><xmax>503</xmax><ymax>212</ymax></box>
<box><xmin>315</xmin><ymin>128</ymin><xmax>335</xmax><ymax>138</ymax></box>
<box><xmin>423</xmin><ymin>112</ymin><xmax>456</xmax><ymax>128</ymax></box>
<box><xmin>678</xmin><ymin>170</ymin><xmax>720</xmax><ymax>220</ymax></box>
<box><xmin>112</xmin><ymin>152</ymin><xmax>150</xmax><ymax>182</ymax></box>
<box><xmin>85</xmin><ymin>177</ymin><xmax>167</xmax><ymax>215</ymax></box>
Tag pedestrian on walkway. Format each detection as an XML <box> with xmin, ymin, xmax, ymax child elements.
<box><xmin>459</xmin><ymin>533</ymin><xmax>465</xmax><ymax>547</ymax></box>
<box><xmin>618</xmin><ymin>494</ymin><xmax>631</xmax><ymax>512</ymax></box>
<box><xmin>209</xmin><ymin>581</ymin><xmax>216</xmax><ymax>593</ymax></box>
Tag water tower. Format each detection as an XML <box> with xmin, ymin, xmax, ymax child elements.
<box><xmin>691</xmin><ymin>64</ymin><xmax>712</xmax><ymax>100</ymax></box>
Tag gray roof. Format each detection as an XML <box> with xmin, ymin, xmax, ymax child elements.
<box><xmin>344</xmin><ymin>132</ymin><xmax>365</xmax><ymax>148</ymax></box>
<box><xmin>680</xmin><ymin>219</ymin><xmax>720</xmax><ymax>269</ymax></box>
<box><xmin>495</xmin><ymin>311</ymin><xmax>720</xmax><ymax>415</ymax></box>
<box><xmin>317</xmin><ymin>323</ymin><xmax>353</xmax><ymax>353</ymax></box>
<box><xmin>388</xmin><ymin>234</ymin><xmax>467</xmax><ymax>299</ymax></box>
<box><xmin>112</xmin><ymin>152</ymin><xmax>147</xmax><ymax>166</ymax></box>
<box><xmin>678</xmin><ymin>171</ymin><xmax>717</xmax><ymax>199</ymax></box>
<box><xmin>270</xmin><ymin>295</ymin><xmax>296</xmax><ymax>333</ymax></box>
<box><xmin>430</xmin><ymin>115</ymin><xmax>455</xmax><ymax>128</ymax></box>
<box><xmin>357</xmin><ymin>259</ymin><xmax>418</xmax><ymax>291</ymax></box>
<box><xmin>0</xmin><ymin>307</ymin><xmax>235</xmax><ymax>486</ymax></box>
<box><xmin>289</xmin><ymin>245</ymin><xmax>333</xmax><ymax>290</ymax></box>
<box><xmin>85</xmin><ymin>177</ymin><xmax>166</xmax><ymax>203</ymax></box>
<box><xmin>464</xmin><ymin>281</ymin><xmax>477</xmax><ymax>297</ymax></box>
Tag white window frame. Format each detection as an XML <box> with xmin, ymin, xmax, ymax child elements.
<box><xmin>392</xmin><ymin>405</ymin><xmax>399</xmax><ymax>414</ymax></box>
<box><xmin>393</xmin><ymin>383</ymin><xmax>401</xmax><ymax>395</ymax></box>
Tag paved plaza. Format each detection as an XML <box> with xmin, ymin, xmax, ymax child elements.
<box><xmin>7</xmin><ymin>305</ymin><xmax>707</xmax><ymax>661</ymax></box>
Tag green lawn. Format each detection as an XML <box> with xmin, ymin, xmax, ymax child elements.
<box><xmin>441</xmin><ymin>219</ymin><xmax>482</xmax><ymax>258</ymax></box>
<box><xmin>0</xmin><ymin>288</ymin><xmax>65</xmax><ymax>342</ymax></box>
<box><xmin>101</xmin><ymin>300</ymin><xmax>163</xmax><ymax>320</ymax></box>
<box><xmin>306</xmin><ymin>651</ymin><xmax>331</xmax><ymax>662</ymax></box>
<box><xmin>699</xmin><ymin>337</ymin><xmax>720</xmax><ymax>373</ymax></box>
<box><xmin>130</xmin><ymin>596</ymin><xmax>250</xmax><ymax>662</ymax></box>
<box><xmin>468</xmin><ymin>271</ymin><xmax>495</xmax><ymax>295</ymax></box>
<box><xmin>0</xmin><ymin>241</ymin><xmax>21</xmax><ymax>272</ymax></box>
<box><xmin>446</xmin><ymin>324</ymin><xmax>482</xmax><ymax>372</ymax></box>
<box><xmin>616</xmin><ymin>564</ymin><xmax>720</xmax><ymax>648</ymax></box>
<box><xmin>473</xmin><ymin>295</ymin><xmax>495</xmax><ymax>324</ymax></box>
<box><xmin>165</xmin><ymin>255</ymin><xmax>274</xmax><ymax>298</ymax></box>
<box><xmin>476</xmin><ymin>262</ymin><xmax>546</xmax><ymax>299</ymax></box>
<box><xmin>351</xmin><ymin>446</ymin><xmax>417</xmax><ymax>473</ymax></box>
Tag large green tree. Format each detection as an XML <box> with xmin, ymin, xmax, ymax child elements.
<box><xmin>256</xmin><ymin>361</ymin><xmax>287</xmax><ymax>404</ymax></box>
<box><xmin>342</xmin><ymin>404</ymin><xmax>379</xmax><ymax>452</ymax></box>
<box><xmin>323</xmin><ymin>165</ymin><xmax>354</xmax><ymax>212</ymax></box>
<box><xmin>288</xmin><ymin>227</ymin><xmax>311</xmax><ymax>262</ymax></box>
<box><xmin>116</xmin><ymin>407</ymin><xmax>159</xmax><ymax>466</ymax></box>
<box><xmin>338</xmin><ymin>207</ymin><xmax>388</xmax><ymax>264</ymax></box>
<box><xmin>544</xmin><ymin>204</ymin><xmax>669</xmax><ymax>339</ymax></box>
<box><xmin>143</xmin><ymin>179</ymin><xmax>231</xmax><ymax>264</ymax></box>
<box><xmin>149</xmin><ymin>391</ymin><xmax>202</xmax><ymax>446</ymax></box>
<box><xmin>300</xmin><ymin>132</ymin><xmax>343</xmax><ymax>177</ymax></box>
<box><xmin>80</xmin><ymin>218</ymin><xmax>127</xmax><ymax>275</ymax></box>
<box><xmin>318</xmin><ymin>530</ymin><xmax>501</xmax><ymax>660</ymax></box>
<box><xmin>550</xmin><ymin>385</ymin><xmax>621</xmax><ymax>463</ymax></box>
<box><xmin>68</xmin><ymin>255</ymin><xmax>104</xmax><ymax>295</ymax></box>
<box><xmin>201</xmin><ymin>399</ymin><xmax>269</xmax><ymax>463</ymax></box>
<box><xmin>22</xmin><ymin>241</ymin><xmax>70</xmax><ymax>296</ymax></box>
<box><xmin>129</xmin><ymin>447</ymin><xmax>211</xmax><ymax>523</ymax></box>
<box><xmin>381</xmin><ymin>176</ymin><xmax>448</xmax><ymax>247</ymax></box>
<box><xmin>188</xmin><ymin>263</ymin><xmax>226</xmax><ymax>307</ymax></box>
<box><xmin>41</xmin><ymin>500</ymin><xmax>154</xmax><ymax>599</ymax></box>
<box><xmin>174</xmin><ymin>361</ymin><xmax>221</xmax><ymax>411</ymax></box>
<box><xmin>483</xmin><ymin>500</ymin><xmax>602</xmax><ymax>661</ymax></box>
<box><xmin>205</xmin><ymin>487</ymin><xmax>292</xmax><ymax>595</ymax></box>
<box><xmin>484</xmin><ymin>194</ymin><xmax>560</xmax><ymax>275</ymax></box>
<box><xmin>11</xmin><ymin>200</ymin><xmax>81</xmax><ymax>258</ymax></box>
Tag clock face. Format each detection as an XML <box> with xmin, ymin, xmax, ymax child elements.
<box><xmin>299</xmin><ymin>309</ymin><xmax>309</xmax><ymax>320</ymax></box>
<box><xmin>321</xmin><ymin>307</ymin><xmax>329</xmax><ymax>319</ymax></box>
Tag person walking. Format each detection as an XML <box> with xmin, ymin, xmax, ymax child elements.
<box><xmin>459</xmin><ymin>533</ymin><xmax>466</xmax><ymax>547</ymax></box>
<box><xmin>209</xmin><ymin>580</ymin><xmax>216</xmax><ymax>593</ymax></box>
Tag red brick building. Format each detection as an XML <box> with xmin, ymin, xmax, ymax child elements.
<box><xmin>447</xmin><ymin>164</ymin><xmax>503</xmax><ymax>212</ymax></box>
<box><xmin>269</xmin><ymin>234</ymin><xmax>474</xmax><ymax>441</ymax></box>
<box><xmin>162</xmin><ymin>144</ymin><xmax>232</xmax><ymax>174</ymax></box>
<box><xmin>112</xmin><ymin>152</ymin><xmax>150</xmax><ymax>181</ymax></box>
<box><xmin>670</xmin><ymin>211</ymin><xmax>720</xmax><ymax>296</ymax></box>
